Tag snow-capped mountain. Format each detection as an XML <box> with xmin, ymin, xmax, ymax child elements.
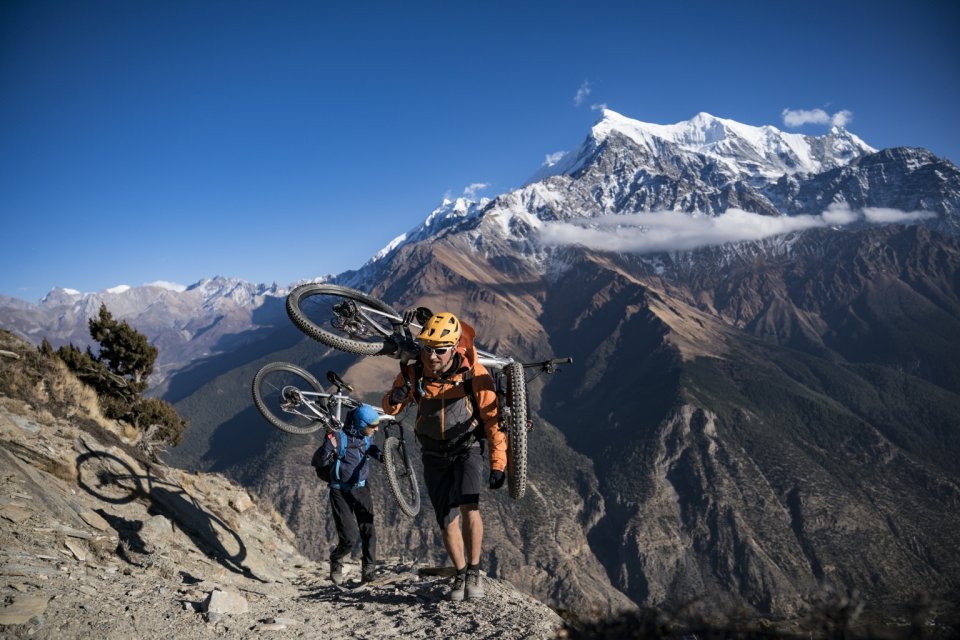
<box><xmin>368</xmin><ymin>196</ymin><xmax>490</xmax><ymax>265</ymax></box>
<box><xmin>533</xmin><ymin>109</ymin><xmax>875</xmax><ymax>184</ymax></box>
<box><xmin>4</xmin><ymin>109</ymin><xmax>959</xmax><ymax>389</ymax></box>
<box><xmin>370</xmin><ymin>110</ymin><xmax>957</xmax><ymax>269</ymax></box>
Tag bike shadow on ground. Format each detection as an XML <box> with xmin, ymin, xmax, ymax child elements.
<box><xmin>75</xmin><ymin>450</ymin><xmax>265</xmax><ymax>582</ymax></box>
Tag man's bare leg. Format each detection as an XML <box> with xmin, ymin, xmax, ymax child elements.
<box><xmin>442</xmin><ymin>515</ymin><xmax>466</xmax><ymax>569</ymax></box>
<box><xmin>460</xmin><ymin>504</ymin><xmax>482</xmax><ymax>565</ymax></box>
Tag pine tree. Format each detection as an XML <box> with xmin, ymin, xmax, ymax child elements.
<box><xmin>55</xmin><ymin>304</ymin><xmax>187</xmax><ymax>448</ymax></box>
<box><xmin>88</xmin><ymin>304</ymin><xmax>158</xmax><ymax>395</ymax></box>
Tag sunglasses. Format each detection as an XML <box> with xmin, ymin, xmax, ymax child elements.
<box><xmin>423</xmin><ymin>346</ymin><xmax>452</xmax><ymax>356</ymax></box>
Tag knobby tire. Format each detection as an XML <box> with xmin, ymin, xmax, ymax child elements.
<box><xmin>286</xmin><ymin>284</ymin><xmax>400</xmax><ymax>356</ymax></box>
<box><xmin>504</xmin><ymin>361</ymin><xmax>528</xmax><ymax>500</ymax></box>
<box><xmin>252</xmin><ymin>362</ymin><xmax>327</xmax><ymax>435</ymax></box>
<box><xmin>383</xmin><ymin>436</ymin><xmax>421</xmax><ymax>517</ymax></box>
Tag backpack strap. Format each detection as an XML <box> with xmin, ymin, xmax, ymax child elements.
<box><xmin>462</xmin><ymin>371</ymin><xmax>482</xmax><ymax>421</ymax></box>
<box><xmin>332</xmin><ymin>430</ymin><xmax>347</xmax><ymax>483</ymax></box>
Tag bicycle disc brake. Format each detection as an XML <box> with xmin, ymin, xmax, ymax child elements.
<box><xmin>331</xmin><ymin>300</ymin><xmax>370</xmax><ymax>337</ymax></box>
<box><xmin>280</xmin><ymin>386</ymin><xmax>303</xmax><ymax>410</ymax></box>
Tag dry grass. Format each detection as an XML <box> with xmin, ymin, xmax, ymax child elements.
<box><xmin>0</xmin><ymin>330</ymin><xmax>117</xmax><ymax>434</ymax></box>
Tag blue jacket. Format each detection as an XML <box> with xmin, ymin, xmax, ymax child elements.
<box><xmin>311</xmin><ymin>409</ymin><xmax>374</xmax><ymax>490</ymax></box>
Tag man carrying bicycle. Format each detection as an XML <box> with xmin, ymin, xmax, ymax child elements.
<box><xmin>382</xmin><ymin>312</ymin><xmax>507</xmax><ymax>601</ymax></box>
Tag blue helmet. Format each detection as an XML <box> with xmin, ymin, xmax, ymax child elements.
<box><xmin>351</xmin><ymin>404</ymin><xmax>382</xmax><ymax>432</ymax></box>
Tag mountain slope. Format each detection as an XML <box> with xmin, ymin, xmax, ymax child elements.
<box><xmin>536</xmin><ymin>242</ymin><xmax>960</xmax><ymax>610</ymax></box>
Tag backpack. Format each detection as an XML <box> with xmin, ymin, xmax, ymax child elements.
<box><xmin>312</xmin><ymin>430</ymin><xmax>370</xmax><ymax>484</ymax></box>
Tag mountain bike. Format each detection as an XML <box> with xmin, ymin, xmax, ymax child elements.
<box><xmin>285</xmin><ymin>283</ymin><xmax>572</xmax><ymax>500</ymax></box>
<box><xmin>251</xmin><ymin>362</ymin><xmax>421</xmax><ymax>516</ymax></box>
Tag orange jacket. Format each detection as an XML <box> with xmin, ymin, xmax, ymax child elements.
<box><xmin>381</xmin><ymin>323</ymin><xmax>506</xmax><ymax>472</ymax></box>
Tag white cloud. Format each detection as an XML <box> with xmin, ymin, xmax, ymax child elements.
<box><xmin>463</xmin><ymin>183</ymin><xmax>489</xmax><ymax>199</ymax></box>
<box><xmin>782</xmin><ymin>108</ymin><xmax>831</xmax><ymax>127</ymax></box>
<box><xmin>821</xmin><ymin>202</ymin><xmax>860</xmax><ymax>225</ymax></box>
<box><xmin>574</xmin><ymin>81</ymin><xmax>592</xmax><ymax>106</ymax></box>
<box><xmin>543</xmin><ymin>151</ymin><xmax>566</xmax><ymax>167</ymax></box>
<box><xmin>537</xmin><ymin>205</ymin><xmax>936</xmax><ymax>254</ymax></box>
<box><xmin>590</xmin><ymin>103</ymin><xmax>608</xmax><ymax>112</ymax></box>
<box><xmin>782</xmin><ymin>107</ymin><xmax>855</xmax><ymax>129</ymax></box>
<box><xmin>862</xmin><ymin>207</ymin><xmax>935</xmax><ymax>224</ymax></box>
<box><xmin>831</xmin><ymin>110</ymin><xmax>853</xmax><ymax>127</ymax></box>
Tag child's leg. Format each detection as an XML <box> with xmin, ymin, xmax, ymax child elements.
<box><xmin>350</xmin><ymin>485</ymin><xmax>377</xmax><ymax>566</ymax></box>
<box><xmin>329</xmin><ymin>487</ymin><xmax>359</xmax><ymax>561</ymax></box>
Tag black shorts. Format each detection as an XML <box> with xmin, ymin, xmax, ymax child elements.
<box><xmin>421</xmin><ymin>441</ymin><xmax>484</xmax><ymax>529</ymax></box>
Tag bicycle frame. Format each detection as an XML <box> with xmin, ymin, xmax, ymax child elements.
<box><xmin>283</xmin><ymin>387</ymin><xmax>402</xmax><ymax>431</ymax></box>
<box><xmin>331</xmin><ymin>299</ymin><xmax>516</xmax><ymax>370</ymax></box>
<box><xmin>280</xmin><ymin>386</ymin><xmax>354</xmax><ymax>429</ymax></box>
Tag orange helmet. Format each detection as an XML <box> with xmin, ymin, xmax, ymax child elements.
<box><xmin>416</xmin><ymin>312</ymin><xmax>461</xmax><ymax>347</ymax></box>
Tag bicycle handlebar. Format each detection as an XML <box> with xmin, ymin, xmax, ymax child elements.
<box><xmin>522</xmin><ymin>357</ymin><xmax>573</xmax><ymax>369</ymax></box>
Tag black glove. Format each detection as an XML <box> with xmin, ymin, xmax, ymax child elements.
<box><xmin>367</xmin><ymin>444</ymin><xmax>383</xmax><ymax>463</ymax></box>
<box><xmin>389</xmin><ymin>381</ymin><xmax>410</xmax><ymax>405</ymax></box>
<box><xmin>489</xmin><ymin>470</ymin><xmax>506</xmax><ymax>490</ymax></box>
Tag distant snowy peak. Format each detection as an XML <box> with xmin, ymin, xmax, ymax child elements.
<box><xmin>105</xmin><ymin>285</ymin><xmax>132</xmax><ymax>295</ymax></box>
<box><xmin>146</xmin><ymin>281</ymin><xmax>188</xmax><ymax>293</ymax></box>
<box><xmin>31</xmin><ymin>277</ymin><xmax>289</xmax><ymax>312</ymax></box>
<box><xmin>182</xmin><ymin>276</ymin><xmax>289</xmax><ymax>308</ymax></box>
<box><xmin>537</xmin><ymin>109</ymin><xmax>875</xmax><ymax>183</ymax></box>
<box><xmin>369</xmin><ymin>197</ymin><xmax>490</xmax><ymax>265</ymax></box>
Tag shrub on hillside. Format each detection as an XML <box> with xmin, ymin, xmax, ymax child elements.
<box><xmin>54</xmin><ymin>304</ymin><xmax>188</xmax><ymax>449</ymax></box>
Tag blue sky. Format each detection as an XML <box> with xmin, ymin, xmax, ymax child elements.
<box><xmin>2</xmin><ymin>0</ymin><xmax>958</xmax><ymax>301</ymax></box>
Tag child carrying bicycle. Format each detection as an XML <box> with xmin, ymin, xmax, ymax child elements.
<box><xmin>311</xmin><ymin>403</ymin><xmax>384</xmax><ymax>585</ymax></box>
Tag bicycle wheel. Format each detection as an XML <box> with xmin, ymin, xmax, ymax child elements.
<box><xmin>76</xmin><ymin>451</ymin><xmax>145</xmax><ymax>505</ymax></box>
<box><xmin>504</xmin><ymin>361</ymin><xmax>528</xmax><ymax>500</ymax></box>
<box><xmin>382</xmin><ymin>436</ymin><xmax>421</xmax><ymax>517</ymax></box>
<box><xmin>252</xmin><ymin>362</ymin><xmax>328</xmax><ymax>435</ymax></box>
<box><xmin>286</xmin><ymin>284</ymin><xmax>401</xmax><ymax>356</ymax></box>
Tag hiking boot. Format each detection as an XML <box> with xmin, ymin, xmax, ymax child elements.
<box><xmin>329</xmin><ymin>559</ymin><xmax>344</xmax><ymax>585</ymax></box>
<box><xmin>447</xmin><ymin>568</ymin><xmax>467</xmax><ymax>601</ymax></box>
<box><xmin>465</xmin><ymin>567</ymin><xmax>485</xmax><ymax>600</ymax></box>
<box><xmin>361</xmin><ymin>562</ymin><xmax>378</xmax><ymax>583</ymax></box>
